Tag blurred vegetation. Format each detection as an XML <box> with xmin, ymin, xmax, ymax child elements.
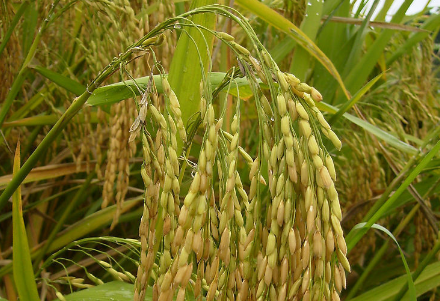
<box><xmin>0</xmin><ymin>0</ymin><xmax>439</xmax><ymax>300</ymax></box>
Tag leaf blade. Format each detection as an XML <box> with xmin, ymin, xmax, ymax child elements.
<box><xmin>235</xmin><ymin>0</ymin><xmax>351</xmax><ymax>100</ymax></box>
<box><xmin>12</xmin><ymin>142</ymin><xmax>40</xmax><ymax>301</ymax></box>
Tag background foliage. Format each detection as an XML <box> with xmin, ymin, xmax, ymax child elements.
<box><xmin>0</xmin><ymin>0</ymin><xmax>440</xmax><ymax>300</ymax></box>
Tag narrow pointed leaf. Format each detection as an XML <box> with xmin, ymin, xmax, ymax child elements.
<box><xmin>350</xmin><ymin>261</ymin><xmax>440</xmax><ymax>301</ymax></box>
<box><xmin>32</xmin><ymin>65</ymin><xmax>86</xmax><ymax>95</ymax></box>
<box><xmin>235</xmin><ymin>0</ymin><xmax>351</xmax><ymax>99</ymax></box>
<box><xmin>12</xmin><ymin>142</ymin><xmax>40</xmax><ymax>301</ymax></box>
<box><xmin>0</xmin><ymin>1</ymin><xmax>30</xmax><ymax>56</ymax></box>
<box><xmin>318</xmin><ymin>102</ymin><xmax>418</xmax><ymax>154</ymax></box>
<box><xmin>352</xmin><ymin>223</ymin><xmax>416</xmax><ymax>301</ymax></box>
<box><xmin>342</xmin><ymin>0</ymin><xmax>413</xmax><ymax>96</ymax></box>
<box><xmin>167</xmin><ymin>0</ymin><xmax>216</xmax><ymax>153</ymax></box>
<box><xmin>346</xmin><ymin>139</ymin><xmax>440</xmax><ymax>250</ymax></box>
<box><xmin>329</xmin><ymin>72</ymin><xmax>383</xmax><ymax>124</ymax></box>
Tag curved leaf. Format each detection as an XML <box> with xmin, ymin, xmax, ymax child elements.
<box><xmin>235</xmin><ymin>0</ymin><xmax>351</xmax><ymax>99</ymax></box>
<box><xmin>12</xmin><ymin>142</ymin><xmax>40</xmax><ymax>301</ymax></box>
<box><xmin>60</xmin><ymin>281</ymin><xmax>136</xmax><ymax>301</ymax></box>
<box><xmin>318</xmin><ymin>101</ymin><xmax>418</xmax><ymax>155</ymax></box>
<box><xmin>346</xmin><ymin>139</ymin><xmax>440</xmax><ymax>250</ymax></box>
<box><xmin>329</xmin><ymin>72</ymin><xmax>383</xmax><ymax>124</ymax></box>
<box><xmin>352</xmin><ymin>223</ymin><xmax>416</xmax><ymax>301</ymax></box>
<box><xmin>350</xmin><ymin>261</ymin><xmax>440</xmax><ymax>301</ymax></box>
<box><xmin>32</xmin><ymin>65</ymin><xmax>86</xmax><ymax>95</ymax></box>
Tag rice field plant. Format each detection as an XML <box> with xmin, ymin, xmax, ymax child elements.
<box><xmin>0</xmin><ymin>0</ymin><xmax>439</xmax><ymax>301</ymax></box>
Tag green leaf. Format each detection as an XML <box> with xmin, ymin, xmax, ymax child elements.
<box><xmin>235</xmin><ymin>0</ymin><xmax>351</xmax><ymax>100</ymax></box>
<box><xmin>22</xmin><ymin>1</ymin><xmax>38</xmax><ymax>56</ymax></box>
<box><xmin>352</xmin><ymin>223</ymin><xmax>416</xmax><ymax>301</ymax></box>
<box><xmin>59</xmin><ymin>282</ymin><xmax>137</xmax><ymax>301</ymax></box>
<box><xmin>329</xmin><ymin>72</ymin><xmax>383</xmax><ymax>124</ymax></box>
<box><xmin>167</xmin><ymin>0</ymin><xmax>217</xmax><ymax>153</ymax></box>
<box><xmin>32</xmin><ymin>65</ymin><xmax>86</xmax><ymax>95</ymax></box>
<box><xmin>342</xmin><ymin>0</ymin><xmax>380</xmax><ymax>78</ymax></box>
<box><xmin>289</xmin><ymin>0</ymin><xmax>324</xmax><ymax>81</ymax></box>
<box><xmin>2</xmin><ymin>112</ymin><xmax>99</xmax><ymax>128</ymax></box>
<box><xmin>342</xmin><ymin>0</ymin><xmax>414</xmax><ymax>97</ymax></box>
<box><xmin>350</xmin><ymin>261</ymin><xmax>440</xmax><ymax>301</ymax></box>
<box><xmin>12</xmin><ymin>142</ymin><xmax>40</xmax><ymax>301</ymax></box>
<box><xmin>0</xmin><ymin>1</ymin><xmax>30</xmax><ymax>56</ymax></box>
<box><xmin>317</xmin><ymin>102</ymin><xmax>418</xmax><ymax>155</ymax></box>
<box><xmin>346</xmin><ymin>139</ymin><xmax>440</xmax><ymax>251</ymax></box>
<box><xmin>86</xmin><ymin>73</ymin><xmax>252</xmax><ymax>107</ymax></box>
<box><xmin>386</xmin><ymin>13</ymin><xmax>440</xmax><ymax>66</ymax></box>
<box><xmin>375</xmin><ymin>0</ymin><xmax>394</xmax><ymax>21</ymax></box>
<box><xmin>313</xmin><ymin>0</ymin><xmax>351</xmax><ymax>103</ymax></box>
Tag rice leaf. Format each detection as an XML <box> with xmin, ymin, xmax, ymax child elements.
<box><xmin>0</xmin><ymin>198</ymin><xmax>143</xmax><ymax>278</ymax></box>
<box><xmin>2</xmin><ymin>112</ymin><xmax>98</xmax><ymax>128</ymax></box>
<box><xmin>21</xmin><ymin>1</ymin><xmax>38</xmax><ymax>56</ymax></box>
<box><xmin>342</xmin><ymin>0</ymin><xmax>380</xmax><ymax>78</ymax></box>
<box><xmin>32</xmin><ymin>65</ymin><xmax>86</xmax><ymax>95</ymax></box>
<box><xmin>325</xmin><ymin>16</ymin><xmax>429</xmax><ymax>32</ymax></box>
<box><xmin>317</xmin><ymin>102</ymin><xmax>418</xmax><ymax>155</ymax></box>
<box><xmin>352</xmin><ymin>223</ymin><xmax>416</xmax><ymax>301</ymax></box>
<box><xmin>289</xmin><ymin>0</ymin><xmax>324</xmax><ymax>81</ymax></box>
<box><xmin>0</xmin><ymin>1</ymin><xmax>30</xmax><ymax>56</ymax></box>
<box><xmin>86</xmin><ymin>73</ymin><xmax>252</xmax><ymax>107</ymax></box>
<box><xmin>350</xmin><ymin>261</ymin><xmax>440</xmax><ymax>301</ymax></box>
<box><xmin>342</xmin><ymin>0</ymin><xmax>414</xmax><ymax>97</ymax></box>
<box><xmin>167</xmin><ymin>0</ymin><xmax>216</xmax><ymax>153</ymax></box>
<box><xmin>345</xmin><ymin>139</ymin><xmax>440</xmax><ymax>250</ymax></box>
<box><xmin>12</xmin><ymin>142</ymin><xmax>40</xmax><ymax>301</ymax></box>
<box><xmin>329</xmin><ymin>72</ymin><xmax>383</xmax><ymax>124</ymax></box>
<box><xmin>0</xmin><ymin>162</ymin><xmax>96</xmax><ymax>191</ymax></box>
<box><xmin>235</xmin><ymin>0</ymin><xmax>351</xmax><ymax>100</ymax></box>
<box><xmin>57</xmin><ymin>281</ymin><xmax>137</xmax><ymax>301</ymax></box>
<box><xmin>375</xmin><ymin>0</ymin><xmax>395</xmax><ymax>21</ymax></box>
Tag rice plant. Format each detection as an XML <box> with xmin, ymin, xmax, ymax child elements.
<box><xmin>0</xmin><ymin>1</ymin><xmax>439</xmax><ymax>301</ymax></box>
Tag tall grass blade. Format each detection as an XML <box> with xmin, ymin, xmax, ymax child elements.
<box><xmin>21</xmin><ymin>2</ymin><xmax>38</xmax><ymax>56</ymax></box>
<box><xmin>342</xmin><ymin>0</ymin><xmax>380</xmax><ymax>78</ymax></box>
<box><xmin>341</xmin><ymin>0</ymin><xmax>413</xmax><ymax>98</ymax></box>
<box><xmin>86</xmin><ymin>73</ymin><xmax>251</xmax><ymax>107</ymax></box>
<box><xmin>289</xmin><ymin>0</ymin><xmax>324</xmax><ymax>81</ymax></box>
<box><xmin>392</xmin><ymin>234</ymin><xmax>440</xmax><ymax>301</ymax></box>
<box><xmin>318</xmin><ymin>102</ymin><xmax>418</xmax><ymax>154</ymax></box>
<box><xmin>168</xmin><ymin>0</ymin><xmax>217</xmax><ymax>153</ymax></box>
<box><xmin>2</xmin><ymin>112</ymin><xmax>98</xmax><ymax>128</ymax></box>
<box><xmin>0</xmin><ymin>162</ymin><xmax>97</xmax><ymax>188</ymax></box>
<box><xmin>312</xmin><ymin>0</ymin><xmax>351</xmax><ymax>103</ymax></box>
<box><xmin>350</xmin><ymin>261</ymin><xmax>440</xmax><ymax>301</ymax></box>
<box><xmin>345</xmin><ymin>139</ymin><xmax>440</xmax><ymax>250</ymax></box>
<box><xmin>32</xmin><ymin>66</ymin><xmax>86</xmax><ymax>95</ymax></box>
<box><xmin>329</xmin><ymin>72</ymin><xmax>383</xmax><ymax>124</ymax></box>
<box><xmin>0</xmin><ymin>1</ymin><xmax>30</xmax><ymax>56</ymax></box>
<box><xmin>352</xmin><ymin>223</ymin><xmax>416</xmax><ymax>301</ymax></box>
<box><xmin>12</xmin><ymin>142</ymin><xmax>40</xmax><ymax>301</ymax></box>
<box><xmin>386</xmin><ymin>13</ymin><xmax>440</xmax><ymax>66</ymax></box>
<box><xmin>235</xmin><ymin>0</ymin><xmax>351</xmax><ymax>99</ymax></box>
<box><xmin>324</xmin><ymin>16</ymin><xmax>429</xmax><ymax>32</ymax></box>
<box><xmin>375</xmin><ymin>0</ymin><xmax>395</xmax><ymax>21</ymax></box>
<box><xmin>55</xmin><ymin>282</ymin><xmax>137</xmax><ymax>301</ymax></box>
